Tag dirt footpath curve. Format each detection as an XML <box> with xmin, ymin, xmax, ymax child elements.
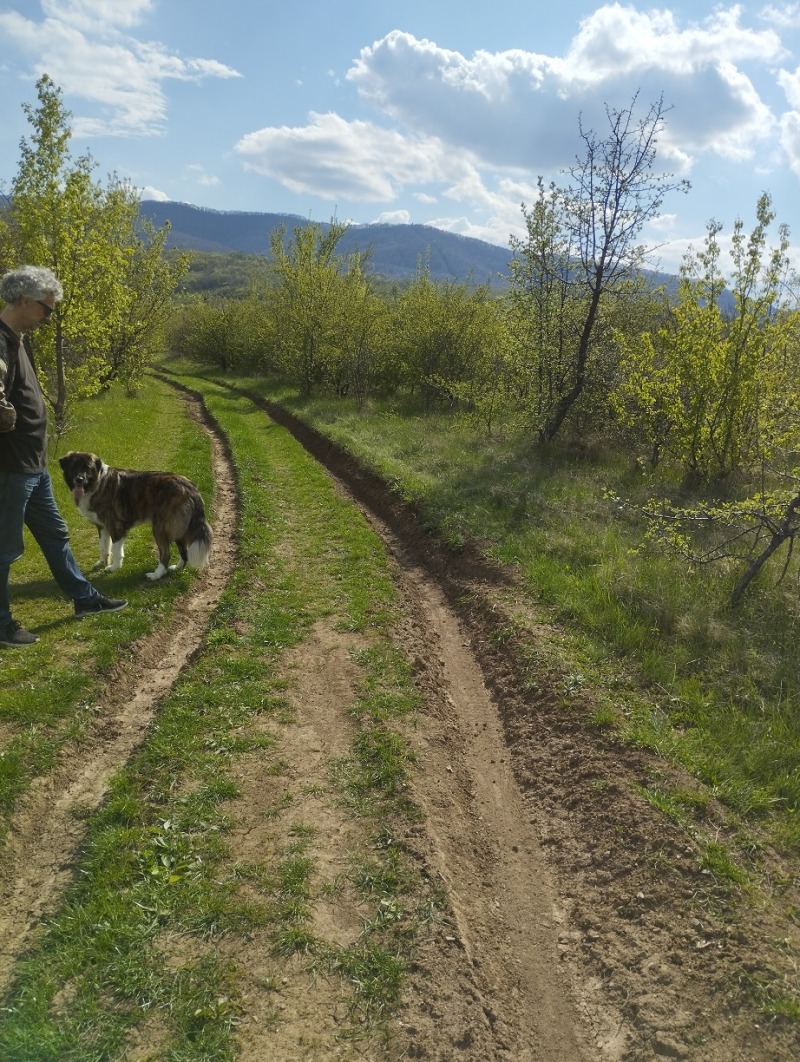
<box><xmin>1</xmin><ymin>380</ymin><xmax>798</xmax><ymax>1061</ymax></box>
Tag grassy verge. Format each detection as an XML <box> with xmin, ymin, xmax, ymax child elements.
<box><xmin>0</xmin><ymin>374</ymin><xmax>442</xmax><ymax>1059</ymax></box>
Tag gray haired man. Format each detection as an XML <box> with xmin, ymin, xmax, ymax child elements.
<box><xmin>0</xmin><ymin>265</ymin><xmax>127</xmax><ymax>646</ymax></box>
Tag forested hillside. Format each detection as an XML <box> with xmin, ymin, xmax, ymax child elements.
<box><xmin>140</xmin><ymin>199</ymin><xmax>512</xmax><ymax>286</ymax></box>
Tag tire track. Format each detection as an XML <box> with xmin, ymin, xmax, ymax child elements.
<box><xmin>380</xmin><ymin>534</ymin><xmax>595</xmax><ymax>1060</ymax></box>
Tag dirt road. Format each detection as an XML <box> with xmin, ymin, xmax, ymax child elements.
<box><xmin>1</xmin><ymin>383</ymin><xmax>798</xmax><ymax>1060</ymax></box>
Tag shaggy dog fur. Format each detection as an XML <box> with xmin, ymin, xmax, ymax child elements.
<box><xmin>59</xmin><ymin>450</ymin><xmax>213</xmax><ymax>581</ymax></box>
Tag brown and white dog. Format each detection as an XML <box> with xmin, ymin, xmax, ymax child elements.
<box><xmin>59</xmin><ymin>450</ymin><xmax>213</xmax><ymax>581</ymax></box>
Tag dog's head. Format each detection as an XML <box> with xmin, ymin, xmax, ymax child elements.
<box><xmin>59</xmin><ymin>451</ymin><xmax>105</xmax><ymax>502</ymax></box>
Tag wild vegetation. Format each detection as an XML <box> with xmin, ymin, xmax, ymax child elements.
<box><xmin>0</xmin><ymin>76</ymin><xmax>188</xmax><ymax>431</ymax></box>
<box><xmin>164</xmin><ymin>94</ymin><xmax>800</xmax><ymax>858</ymax></box>
<box><xmin>0</xmin><ymin>78</ymin><xmax>799</xmax><ymax>1055</ymax></box>
<box><xmin>171</xmin><ymin>118</ymin><xmax>800</xmax><ymax>612</ymax></box>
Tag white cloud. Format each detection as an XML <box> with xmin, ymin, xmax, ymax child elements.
<box><xmin>779</xmin><ymin>110</ymin><xmax>800</xmax><ymax>176</ymax></box>
<box><xmin>374</xmin><ymin>209</ymin><xmax>411</xmax><ymax>224</ymax></box>
<box><xmin>345</xmin><ymin>8</ymin><xmax>782</xmax><ymax>174</ymax></box>
<box><xmin>233</xmin><ymin>108</ymin><xmax>542</xmax><ymax>244</ymax></box>
<box><xmin>566</xmin><ymin>3</ymin><xmax>785</xmax><ymax>79</ymax></box>
<box><xmin>347</xmin><ymin>30</ymin><xmax>573</xmax><ymax>171</ymax></box>
<box><xmin>650</xmin><ymin>213</ymin><xmax>680</xmax><ymax>233</ymax></box>
<box><xmin>185</xmin><ymin>163</ymin><xmax>220</xmax><ymax>188</ymax></box>
<box><xmin>41</xmin><ymin>0</ymin><xmax>154</xmax><ymax>33</ymax></box>
<box><xmin>777</xmin><ymin>66</ymin><xmax>800</xmax><ymax>175</ymax></box>
<box><xmin>779</xmin><ymin>65</ymin><xmax>800</xmax><ymax>109</ymax></box>
<box><xmin>139</xmin><ymin>184</ymin><xmax>169</xmax><ymax>201</ymax></box>
<box><xmin>425</xmin><ymin>213</ymin><xmax>519</xmax><ymax>249</ymax></box>
<box><xmin>0</xmin><ymin>2</ymin><xmax>241</xmax><ymax>138</ymax></box>
<box><xmin>760</xmin><ymin>3</ymin><xmax>800</xmax><ymax>30</ymax></box>
<box><xmin>226</xmin><ymin>5</ymin><xmax>793</xmax><ymax>249</ymax></box>
<box><xmin>235</xmin><ymin>111</ymin><xmax>459</xmax><ymax>200</ymax></box>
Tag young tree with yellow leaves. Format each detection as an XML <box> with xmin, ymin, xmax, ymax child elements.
<box><xmin>5</xmin><ymin>75</ymin><xmax>188</xmax><ymax>431</ymax></box>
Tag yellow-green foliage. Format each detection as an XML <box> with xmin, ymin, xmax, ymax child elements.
<box><xmin>7</xmin><ymin>75</ymin><xmax>188</xmax><ymax>425</ymax></box>
<box><xmin>611</xmin><ymin>195</ymin><xmax>799</xmax><ymax>481</ymax></box>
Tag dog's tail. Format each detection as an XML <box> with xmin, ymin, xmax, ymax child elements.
<box><xmin>186</xmin><ymin>507</ymin><xmax>214</xmax><ymax>569</ymax></box>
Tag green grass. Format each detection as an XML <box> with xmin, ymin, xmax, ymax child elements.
<box><xmin>3</xmin><ymin>358</ymin><xmax>800</xmax><ymax>1053</ymax></box>
<box><xmin>0</xmin><ymin>372</ymin><xmax>444</xmax><ymax>1058</ymax></box>
<box><xmin>156</xmin><ymin>361</ymin><xmax>800</xmax><ymax>1034</ymax></box>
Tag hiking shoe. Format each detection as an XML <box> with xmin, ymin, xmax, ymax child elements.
<box><xmin>74</xmin><ymin>594</ymin><xmax>128</xmax><ymax>617</ymax></box>
<box><xmin>0</xmin><ymin>620</ymin><xmax>39</xmax><ymax>646</ymax></box>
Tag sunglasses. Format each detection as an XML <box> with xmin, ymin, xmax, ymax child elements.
<box><xmin>34</xmin><ymin>300</ymin><xmax>54</xmax><ymax>317</ymax></box>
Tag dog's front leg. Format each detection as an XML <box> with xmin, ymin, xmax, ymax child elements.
<box><xmin>105</xmin><ymin>537</ymin><xmax>125</xmax><ymax>572</ymax></box>
<box><xmin>92</xmin><ymin>528</ymin><xmax>113</xmax><ymax>571</ymax></box>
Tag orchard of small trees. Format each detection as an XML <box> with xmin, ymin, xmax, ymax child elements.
<box><xmin>170</xmin><ymin>95</ymin><xmax>800</xmax><ymax>602</ymax></box>
<box><xmin>3</xmin><ymin>76</ymin><xmax>799</xmax><ymax>602</ymax></box>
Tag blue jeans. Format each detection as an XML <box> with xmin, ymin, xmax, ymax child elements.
<box><xmin>0</xmin><ymin>469</ymin><xmax>99</xmax><ymax>627</ymax></box>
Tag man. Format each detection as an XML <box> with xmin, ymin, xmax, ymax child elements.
<box><xmin>0</xmin><ymin>264</ymin><xmax>127</xmax><ymax>647</ymax></box>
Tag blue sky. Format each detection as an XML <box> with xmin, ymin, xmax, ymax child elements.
<box><xmin>1</xmin><ymin>1</ymin><xmax>800</xmax><ymax>274</ymax></box>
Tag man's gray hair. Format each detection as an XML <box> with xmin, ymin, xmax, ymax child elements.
<box><xmin>0</xmin><ymin>265</ymin><xmax>64</xmax><ymax>305</ymax></box>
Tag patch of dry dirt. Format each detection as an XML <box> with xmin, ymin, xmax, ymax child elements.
<box><xmin>1</xmin><ymin>381</ymin><xmax>798</xmax><ymax>1061</ymax></box>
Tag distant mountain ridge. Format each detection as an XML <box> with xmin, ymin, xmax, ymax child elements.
<box><xmin>138</xmin><ymin>200</ymin><xmax>712</xmax><ymax>310</ymax></box>
<box><xmin>139</xmin><ymin>200</ymin><xmax>512</xmax><ymax>286</ymax></box>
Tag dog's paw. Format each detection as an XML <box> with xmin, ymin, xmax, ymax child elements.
<box><xmin>168</xmin><ymin>563</ymin><xmax>185</xmax><ymax>572</ymax></box>
<box><xmin>146</xmin><ymin>563</ymin><xmax>167</xmax><ymax>581</ymax></box>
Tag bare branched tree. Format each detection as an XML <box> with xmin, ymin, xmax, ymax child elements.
<box><xmin>537</xmin><ymin>93</ymin><xmax>689</xmax><ymax>441</ymax></box>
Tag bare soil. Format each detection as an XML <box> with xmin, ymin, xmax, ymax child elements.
<box><xmin>1</xmin><ymin>385</ymin><xmax>799</xmax><ymax>1061</ymax></box>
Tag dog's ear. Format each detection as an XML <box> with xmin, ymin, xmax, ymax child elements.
<box><xmin>59</xmin><ymin>452</ymin><xmax>73</xmax><ymax>469</ymax></box>
<box><xmin>94</xmin><ymin>455</ymin><xmax>103</xmax><ymax>473</ymax></box>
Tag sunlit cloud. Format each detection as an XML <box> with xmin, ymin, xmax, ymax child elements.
<box><xmin>760</xmin><ymin>3</ymin><xmax>800</xmax><ymax>30</ymax></box>
<box><xmin>235</xmin><ymin>112</ymin><xmax>459</xmax><ymax>200</ymax></box>
<box><xmin>139</xmin><ymin>183</ymin><xmax>169</xmax><ymax>201</ymax></box>
<box><xmin>228</xmin><ymin>5</ymin><xmax>792</xmax><ymax>249</ymax></box>
<box><xmin>374</xmin><ymin>209</ymin><xmax>411</xmax><ymax>224</ymax></box>
<box><xmin>0</xmin><ymin>1</ymin><xmax>241</xmax><ymax>138</ymax></box>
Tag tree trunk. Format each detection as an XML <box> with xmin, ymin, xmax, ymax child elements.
<box><xmin>729</xmin><ymin>493</ymin><xmax>800</xmax><ymax>606</ymax></box>
<box><xmin>54</xmin><ymin>322</ymin><xmax>67</xmax><ymax>434</ymax></box>
<box><xmin>540</xmin><ymin>282</ymin><xmax>602</xmax><ymax>442</ymax></box>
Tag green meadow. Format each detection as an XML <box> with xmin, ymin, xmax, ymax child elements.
<box><xmin>216</xmin><ymin>367</ymin><xmax>800</xmax><ymax>857</ymax></box>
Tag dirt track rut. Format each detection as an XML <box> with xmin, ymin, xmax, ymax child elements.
<box><xmin>376</xmin><ymin>531</ymin><xmax>592</xmax><ymax>1060</ymax></box>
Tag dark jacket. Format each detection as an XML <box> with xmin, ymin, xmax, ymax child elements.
<box><xmin>0</xmin><ymin>321</ymin><xmax>48</xmax><ymax>473</ymax></box>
